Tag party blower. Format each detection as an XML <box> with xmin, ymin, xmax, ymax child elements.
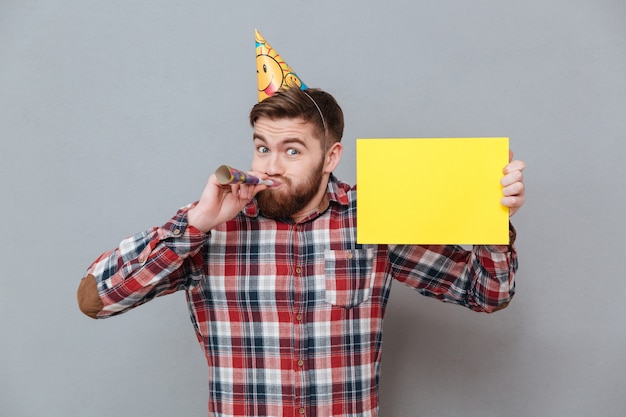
<box><xmin>214</xmin><ymin>165</ymin><xmax>276</xmax><ymax>187</ymax></box>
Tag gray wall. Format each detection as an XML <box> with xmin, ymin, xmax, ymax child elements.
<box><xmin>2</xmin><ymin>1</ymin><xmax>625</xmax><ymax>416</ymax></box>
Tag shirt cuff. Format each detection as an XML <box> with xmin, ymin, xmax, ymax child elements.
<box><xmin>160</xmin><ymin>205</ymin><xmax>209</xmax><ymax>255</ymax></box>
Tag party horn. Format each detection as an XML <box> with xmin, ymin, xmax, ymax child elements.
<box><xmin>214</xmin><ymin>165</ymin><xmax>274</xmax><ymax>186</ymax></box>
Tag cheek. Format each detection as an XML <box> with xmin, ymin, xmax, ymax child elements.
<box><xmin>250</xmin><ymin>156</ymin><xmax>263</xmax><ymax>171</ymax></box>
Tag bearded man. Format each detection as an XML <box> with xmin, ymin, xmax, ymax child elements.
<box><xmin>78</xmin><ymin>86</ymin><xmax>526</xmax><ymax>417</ymax></box>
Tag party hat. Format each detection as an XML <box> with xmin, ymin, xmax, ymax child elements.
<box><xmin>255</xmin><ymin>29</ymin><xmax>307</xmax><ymax>102</ymax></box>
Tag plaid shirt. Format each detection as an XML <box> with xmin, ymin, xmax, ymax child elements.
<box><xmin>87</xmin><ymin>175</ymin><xmax>517</xmax><ymax>417</ymax></box>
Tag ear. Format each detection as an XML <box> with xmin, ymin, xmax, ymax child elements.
<box><xmin>324</xmin><ymin>142</ymin><xmax>343</xmax><ymax>174</ymax></box>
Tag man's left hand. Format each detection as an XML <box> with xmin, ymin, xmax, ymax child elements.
<box><xmin>501</xmin><ymin>151</ymin><xmax>526</xmax><ymax>217</ymax></box>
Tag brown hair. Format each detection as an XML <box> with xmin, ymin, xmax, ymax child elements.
<box><xmin>249</xmin><ymin>87</ymin><xmax>344</xmax><ymax>148</ymax></box>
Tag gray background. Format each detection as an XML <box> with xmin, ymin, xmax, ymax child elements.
<box><xmin>2</xmin><ymin>1</ymin><xmax>625</xmax><ymax>416</ymax></box>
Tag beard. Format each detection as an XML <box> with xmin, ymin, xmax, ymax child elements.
<box><xmin>256</xmin><ymin>158</ymin><xmax>325</xmax><ymax>220</ymax></box>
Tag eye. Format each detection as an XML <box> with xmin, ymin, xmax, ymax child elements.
<box><xmin>263</xmin><ymin>64</ymin><xmax>267</xmax><ymax>73</ymax></box>
<box><xmin>257</xmin><ymin>145</ymin><xmax>269</xmax><ymax>154</ymax></box>
<box><xmin>286</xmin><ymin>148</ymin><xmax>299</xmax><ymax>156</ymax></box>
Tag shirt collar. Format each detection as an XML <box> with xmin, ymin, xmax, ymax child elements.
<box><xmin>243</xmin><ymin>174</ymin><xmax>349</xmax><ymax>221</ymax></box>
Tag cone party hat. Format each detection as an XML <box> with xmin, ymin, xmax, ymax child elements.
<box><xmin>256</xmin><ymin>29</ymin><xmax>307</xmax><ymax>102</ymax></box>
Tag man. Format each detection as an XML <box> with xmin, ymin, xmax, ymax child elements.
<box><xmin>78</xmin><ymin>32</ymin><xmax>526</xmax><ymax>417</ymax></box>
<box><xmin>78</xmin><ymin>86</ymin><xmax>525</xmax><ymax>417</ymax></box>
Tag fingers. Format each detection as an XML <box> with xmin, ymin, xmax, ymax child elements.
<box><xmin>501</xmin><ymin>159</ymin><xmax>525</xmax><ymax>189</ymax></box>
<box><xmin>501</xmin><ymin>194</ymin><xmax>525</xmax><ymax>217</ymax></box>
<box><xmin>503</xmin><ymin>159</ymin><xmax>526</xmax><ymax>176</ymax></box>
<box><xmin>500</xmin><ymin>181</ymin><xmax>525</xmax><ymax>217</ymax></box>
<box><xmin>231</xmin><ymin>184</ymin><xmax>256</xmax><ymax>201</ymax></box>
<box><xmin>501</xmin><ymin>177</ymin><xmax>525</xmax><ymax>206</ymax></box>
<box><xmin>230</xmin><ymin>182</ymin><xmax>268</xmax><ymax>202</ymax></box>
<box><xmin>501</xmin><ymin>168</ymin><xmax>524</xmax><ymax>188</ymax></box>
<box><xmin>501</xmin><ymin>157</ymin><xmax>526</xmax><ymax>217</ymax></box>
<box><xmin>503</xmin><ymin>180</ymin><xmax>524</xmax><ymax>197</ymax></box>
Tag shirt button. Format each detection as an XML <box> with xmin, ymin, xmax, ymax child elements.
<box><xmin>298</xmin><ymin>408</ymin><xmax>305</xmax><ymax>415</ymax></box>
<box><xmin>297</xmin><ymin>359</ymin><xmax>304</xmax><ymax>367</ymax></box>
<box><xmin>295</xmin><ymin>267</ymin><xmax>301</xmax><ymax>274</ymax></box>
<box><xmin>173</xmin><ymin>228</ymin><xmax>181</xmax><ymax>235</ymax></box>
<box><xmin>296</xmin><ymin>314</ymin><xmax>303</xmax><ymax>321</ymax></box>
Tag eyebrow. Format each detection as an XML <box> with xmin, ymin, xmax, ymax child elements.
<box><xmin>253</xmin><ymin>134</ymin><xmax>308</xmax><ymax>149</ymax></box>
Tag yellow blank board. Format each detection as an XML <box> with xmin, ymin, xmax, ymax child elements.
<box><xmin>356</xmin><ymin>138</ymin><xmax>509</xmax><ymax>245</ymax></box>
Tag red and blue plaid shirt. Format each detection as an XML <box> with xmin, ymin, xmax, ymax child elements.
<box><xmin>87</xmin><ymin>175</ymin><xmax>517</xmax><ymax>417</ymax></box>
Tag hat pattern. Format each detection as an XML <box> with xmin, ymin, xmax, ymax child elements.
<box><xmin>256</xmin><ymin>29</ymin><xmax>307</xmax><ymax>102</ymax></box>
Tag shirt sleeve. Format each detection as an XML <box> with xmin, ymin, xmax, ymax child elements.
<box><xmin>387</xmin><ymin>225</ymin><xmax>518</xmax><ymax>313</ymax></box>
<box><xmin>82</xmin><ymin>205</ymin><xmax>207</xmax><ymax>318</ymax></box>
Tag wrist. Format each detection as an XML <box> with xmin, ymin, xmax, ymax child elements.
<box><xmin>187</xmin><ymin>205</ymin><xmax>214</xmax><ymax>234</ymax></box>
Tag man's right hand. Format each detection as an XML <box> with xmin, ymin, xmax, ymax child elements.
<box><xmin>187</xmin><ymin>172</ymin><xmax>269</xmax><ymax>233</ymax></box>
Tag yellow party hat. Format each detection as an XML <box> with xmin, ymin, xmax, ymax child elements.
<box><xmin>255</xmin><ymin>29</ymin><xmax>307</xmax><ymax>102</ymax></box>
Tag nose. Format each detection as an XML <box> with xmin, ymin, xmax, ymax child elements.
<box><xmin>263</xmin><ymin>153</ymin><xmax>285</xmax><ymax>177</ymax></box>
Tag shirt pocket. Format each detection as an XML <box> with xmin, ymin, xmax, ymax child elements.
<box><xmin>324</xmin><ymin>248</ymin><xmax>375</xmax><ymax>308</ymax></box>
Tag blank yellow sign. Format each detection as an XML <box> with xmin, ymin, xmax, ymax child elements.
<box><xmin>356</xmin><ymin>138</ymin><xmax>509</xmax><ymax>245</ymax></box>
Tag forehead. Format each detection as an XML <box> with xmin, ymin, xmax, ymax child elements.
<box><xmin>253</xmin><ymin>117</ymin><xmax>320</xmax><ymax>143</ymax></box>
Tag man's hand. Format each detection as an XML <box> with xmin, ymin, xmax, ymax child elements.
<box><xmin>501</xmin><ymin>151</ymin><xmax>526</xmax><ymax>217</ymax></box>
<box><xmin>187</xmin><ymin>171</ymin><xmax>269</xmax><ymax>233</ymax></box>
